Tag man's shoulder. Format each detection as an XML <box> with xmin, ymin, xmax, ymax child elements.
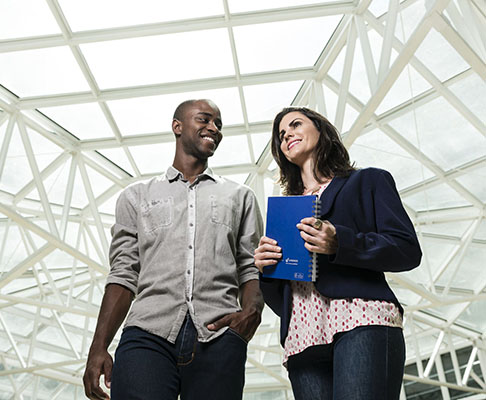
<box><xmin>214</xmin><ymin>175</ymin><xmax>255</xmax><ymax>195</ymax></box>
<box><xmin>120</xmin><ymin>175</ymin><xmax>168</xmax><ymax>199</ymax></box>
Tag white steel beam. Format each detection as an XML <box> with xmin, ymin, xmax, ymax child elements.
<box><xmin>17</xmin><ymin>68</ymin><xmax>315</xmax><ymax>109</ymax></box>
<box><xmin>377</xmin><ymin>0</ymin><xmax>400</xmax><ymax>84</ymax></box>
<box><xmin>0</xmin><ymin>203</ymin><xmax>106</xmax><ymax>274</ymax></box>
<box><xmin>0</xmin><ymin>244</ymin><xmax>56</xmax><ymax>289</ymax></box>
<box><xmin>17</xmin><ymin>116</ymin><xmax>60</xmax><ymax>238</ymax></box>
<box><xmin>0</xmin><ymin>115</ymin><xmax>16</xmax><ymax>180</ymax></box>
<box><xmin>433</xmin><ymin>12</ymin><xmax>486</xmax><ymax>80</ymax></box>
<box><xmin>343</xmin><ymin>0</ymin><xmax>451</xmax><ymax>147</ymax></box>
<box><xmin>0</xmin><ymin>2</ymin><xmax>357</xmax><ymax>53</ymax></box>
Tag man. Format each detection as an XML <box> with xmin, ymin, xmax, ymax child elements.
<box><xmin>83</xmin><ymin>99</ymin><xmax>264</xmax><ymax>400</ymax></box>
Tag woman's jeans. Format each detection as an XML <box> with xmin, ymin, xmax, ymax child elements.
<box><xmin>111</xmin><ymin>314</ymin><xmax>247</xmax><ymax>400</ymax></box>
<box><xmin>287</xmin><ymin>325</ymin><xmax>405</xmax><ymax>400</ymax></box>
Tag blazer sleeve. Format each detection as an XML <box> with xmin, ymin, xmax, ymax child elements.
<box><xmin>330</xmin><ymin>169</ymin><xmax>422</xmax><ymax>272</ymax></box>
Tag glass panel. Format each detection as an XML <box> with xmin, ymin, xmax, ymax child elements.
<box><xmin>80</xmin><ymin>29</ymin><xmax>234</xmax><ymax>89</ymax></box>
<box><xmin>41</xmin><ymin>158</ymin><xmax>73</xmax><ymax>205</ymax></box>
<box><xmin>404</xmin><ymin>182</ymin><xmax>470</xmax><ymax>211</ymax></box>
<box><xmin>0</xmin><ymin>125</ymin><xmax>34</xmax><ymax>193</ymax></box>
<box><xmin>415</xmin><ymin>28</ymin><xmax>470</xmax><ymax>82</ymax></box>
<box><xmin>129</xmin><ymin>142</ymin><xmax>176</xmax><ymax>175</ymax></box>
<box><xmin>368</xmin><ymin>0</ymin><xmax>391</xmax><ymax>18</ymax></box>
<box><xmin>449</xmin><ymin>72</ymin><xmax>486</xmax><ymax>125</ymax></box>
<box><xmin>58</xmin><ymin>0</ymin><xmax>224</xmax><ymax>31</ymax></box>
<box><xmin>349</xmin><ymin>128</ymin><xmax>435</xmax><ymax>190</ymax></box>
<box><xmin>376</xmin><ymin>64</ymin><xmax>431</xmax><ymax>115</ymax></box>
<box><xmin>228</xmin><ymin>0</ymin><xmax>332</xmax><ymax>13</ymax></box>
<box><xmin>251</xmin><ymin>132</ymin><xmax>271</xmax><ymax>162</ymax></box>
<box><xmin>244</xmin><ymin>81</ymin><xmax>304</xmax><ymax>122</ymax></box>
<box><xmin>456</xmin><ymin>299</ymin><xmax>486</xmax><ymax>333</ymax></box>
<box><xmin>395</xmin><ymin>0</ymin><xmax>427</xmax><ymax>42</ymax></box>
<box><xmin>0</xmin><ymin>47</ymin><xmax>90</xmax><ymax>97</ymax></box>
<box><xmin>98</xmin><ymin>148</ymin><xmax>136</xmax><ymax>176</ymax></box>
<box><xmin>455</xmin><ymin>165</ymin><xmax>486</xmax><ymax>203</ymax></box>
<box><xmin>210</xmin><ymin>135</ymin><xmax>251</xmax><ymax>167</ymax></box>
<box><xmin>0</xmin><ymin>0</ymin><xmax>60</xmax><ymax>39</ymax></box>
<box><xmin>234</xmin><ymin>16</ymin><xmax>341</xmax><ymax>74</ymax></box>
<box><xmin>474</xmin><ymin>219</ymin><xmax>486</xmax><ymax>241</ymax></box>
<box><xmin>40</xmin><ymin>103</ymin><xmax>115</xmax><ymax>140</ymax></box>
<box><xmin>224</xmin><ymin>173</ymin><xmax>249</xmax><ymax>186</ymax></box>
<box><xmin>420</xmin><ymin>220</ymin><xmax>473</xmax><ymax>237</ymax></box>
<box><xmin>389</xmin><ymin>98</ymin><xmax>486</xmax><ymax>170</ymax></box>
<box><xmin>436</xmin><ymin>243</ymin><xmax>486</xmax><ymax>291</ymax></box>
<box><xmin>108</xmin><ymin>88</ymin><xmax>243</xmax><ymax>135</ymax></box>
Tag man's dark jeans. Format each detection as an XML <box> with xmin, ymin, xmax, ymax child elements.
<box><xmin>287</xmin><ymin>325</ymin><xmax>405</xmax><ymax>400</ymax></box>
<box><xmin>111</xmin><ymin>315</ymin><xmax>247</xmax><ymax>400</ymax></box>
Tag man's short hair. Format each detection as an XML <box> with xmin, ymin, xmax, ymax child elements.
<box><xmin>173</xmin><ymin>100</ymin><xmax>197</xmax><ymax>121</ymax></box>
<box><xmin>173</xmin><ymin>99</ymin><xmax>218</xmax><ymax>121</ymax></box>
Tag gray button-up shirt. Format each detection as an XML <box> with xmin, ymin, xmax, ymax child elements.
<box><xmin>106</xmin><ymin>166</ymin><xmax>263</xmax><ymax>343</ymax></box>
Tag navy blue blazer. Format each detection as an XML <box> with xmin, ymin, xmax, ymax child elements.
<box><xmin>260</xmin><ymin>168</ymin><xmax>422</xmax><ymax>345</ymax></box>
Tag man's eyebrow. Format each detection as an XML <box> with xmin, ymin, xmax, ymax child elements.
<box><xmin>196</xmin><ymin>111</ymin><xmax>222</xmax><ymax>126</ymax></box>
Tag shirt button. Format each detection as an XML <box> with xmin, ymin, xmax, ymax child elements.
<box><xmin>189</xmin><ymin>245</ymin><xmax>193</xmax><ymax>249</ymax></box>
<box><xmin>189</xmin><ymin>223</ymin><xmax>194</xmax><ymax>227</ymax></box>
<box><xmin>187</xmin><ymin>270</ymin><xmax>191</xmax><ymax>274</ymax></box>
<box><xmin>190</xmin><ymin>204</ymin><xmax>194</xmax><ymax>208</ymax></box>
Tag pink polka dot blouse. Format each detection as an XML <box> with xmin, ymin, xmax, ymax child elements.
<box><xmin>283</xmin><ymin>181</ymin><xmax>403</xmax><ymax>364</ymax></box>
<box><xmin>283</xmin><ymin>282</ymin><xmax>403</xmax><ymax>364</ymax></box>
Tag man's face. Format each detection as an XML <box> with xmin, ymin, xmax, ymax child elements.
<box><xmin>173</xmin><ymin>100</ymin><xmax>223</xmax><ymax>160</ymax></box>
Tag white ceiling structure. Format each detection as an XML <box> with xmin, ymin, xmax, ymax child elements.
<box><xmin>0</xmin><ymin>0</ymin><xmax>486</xmax><ymax>398</ymax></box>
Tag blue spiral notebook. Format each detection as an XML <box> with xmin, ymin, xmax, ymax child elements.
<box><xmin>263</xmin><ymin>195</ymin><xmax>320</xmax><ymax>282</ymax></box>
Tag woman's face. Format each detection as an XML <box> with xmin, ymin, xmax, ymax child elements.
<box><xmin>278</xmin><ymin>112</ymin><xmax>320</xmax><ymax>167</ymax></box>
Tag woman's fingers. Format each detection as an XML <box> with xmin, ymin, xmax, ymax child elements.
<box><xmin>254</xmin><ymin>237</ymin><xmax>282</xmax><ymax>272</ymax></box>
<box><xmin>298</xmin><ymin>220</ymin><xmax>337</xmax><ymax>255</ymax></box>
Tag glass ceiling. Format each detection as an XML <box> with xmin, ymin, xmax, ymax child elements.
<box><xmin>1</xmin><ymin>0</ymin><xmax>486</xmax><ymax>398</ymax></box>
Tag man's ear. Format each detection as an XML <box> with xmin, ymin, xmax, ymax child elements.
<box><xmin>172</xmin><ymin>119</ymin><xmax>182</xmax><ymax>137</ymax></box>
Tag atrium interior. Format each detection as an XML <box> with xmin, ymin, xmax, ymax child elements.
<box><xmin>1</xmin><ymin>0</ymin><xmax>486</xmax><ymax>398</ymax></box>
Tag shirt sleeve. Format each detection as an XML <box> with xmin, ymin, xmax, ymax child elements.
<box><xmin>236</xmin><ymin>188</ymin><xmax>264</xmax><ymax>286</ymax></box>
<box><xmin>106</xmin><ymin>187</ymin><xmax>140</xmax><ymax>294</ymax></box>
<box><xmin>331</xmin><ymin>169</ymin><xmax>422</xmax><ymax>272</ymax></box>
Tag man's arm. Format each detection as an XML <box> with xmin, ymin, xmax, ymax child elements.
<box><xmin>207</xmin><ymin>279</ymin><xmax>264</xmax><ymax>342</ymax></box>
<box><xmin>83</xmin><ymin>284</ymin><xmax>134</xmax><ymax>400</ymax></box>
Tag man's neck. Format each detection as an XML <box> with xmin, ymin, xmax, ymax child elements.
<box><xmin>172</xmin><ymin>157</ymin><xmax>208</xmax><ymax>183</ymax></box>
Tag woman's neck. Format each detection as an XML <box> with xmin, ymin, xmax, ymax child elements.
<box><xmin>300</xmin><ymin>162</ymin><xmax>327</xmax><ymax>194</ymax></box>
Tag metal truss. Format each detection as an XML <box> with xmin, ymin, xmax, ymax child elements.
<box><xmin>1</xmin><ymin>0</ymin><xmax>486</xmax><ymax>398</ymax></box>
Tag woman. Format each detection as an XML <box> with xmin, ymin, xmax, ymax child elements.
<box><xmin>255</xmin><ymin>107</ymin><xmax>421</xmax><ymax>400</ymax></box>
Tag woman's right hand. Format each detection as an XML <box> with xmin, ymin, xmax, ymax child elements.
<box><xmin>254</xmin><ymin>236</ymin><xmax>282</xmax><ymax>273</ymax></box>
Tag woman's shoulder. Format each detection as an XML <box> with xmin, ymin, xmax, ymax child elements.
<box><xmin>347</xmin><ymin>167</ymin><xmax>392</xmax><ymax>180</ymax></box>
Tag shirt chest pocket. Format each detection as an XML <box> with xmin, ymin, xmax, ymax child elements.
<box><xmin>210</xmin><ymin>195</ymin><xmax>238</xmax><ymax>230</ymax></box>
<box><xmin>141</xmin><ymin>197</ymin><xmax>173</xmax><ymax>234</ymax></box>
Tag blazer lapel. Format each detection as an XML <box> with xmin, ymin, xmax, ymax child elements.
<box><xmin>318</xmin><ymin>175</ymin><xmax>348</xmax><ymax>217</ymax></box>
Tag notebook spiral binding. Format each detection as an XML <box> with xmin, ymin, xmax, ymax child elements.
<box><xmin>309</xmin><ymin>196</ymin><xmax>321</xmax><ymax>281</ymax></box>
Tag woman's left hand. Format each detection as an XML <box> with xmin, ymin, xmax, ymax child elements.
<box><xmin>297</xmin><ymin>217</ymin><xmax>338</xmax><ymax>255</ymax></box>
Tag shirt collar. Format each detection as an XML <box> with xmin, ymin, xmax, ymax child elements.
<box><xmin>165</xmin><ymin>165</ymin><xmax>220</xmax><ymax>183</ymax></box>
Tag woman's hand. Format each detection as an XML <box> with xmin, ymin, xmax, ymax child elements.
<box><xmin>254</xmin><ymin>236</ymin><xmax>282</xmax><ymax>273</ymax></box>
<box><xmin>297</xmin><ymin>218</ymin><xmax>338</xmax><ymax>255</ymax></box>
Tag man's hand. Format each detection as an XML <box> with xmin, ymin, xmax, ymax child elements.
<box><xmin>207</xmin><ymin>279</ymin><xmax>263</xmax><ymax>342</ymax></box>
<box><xmin>207</xmin><ymin>306</ymin><xmax>261</xmax><ymax>342</ymax></box>
<box><xmin>83</xmin><ymin>348</ymin><xmax>112</xmax><ymax>400</ymax></box>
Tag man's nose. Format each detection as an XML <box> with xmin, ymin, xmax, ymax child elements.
<box><xmin>207</xmin><ymin>120</ymin><xmax>219</xmax><ymax>132</ymax></box>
